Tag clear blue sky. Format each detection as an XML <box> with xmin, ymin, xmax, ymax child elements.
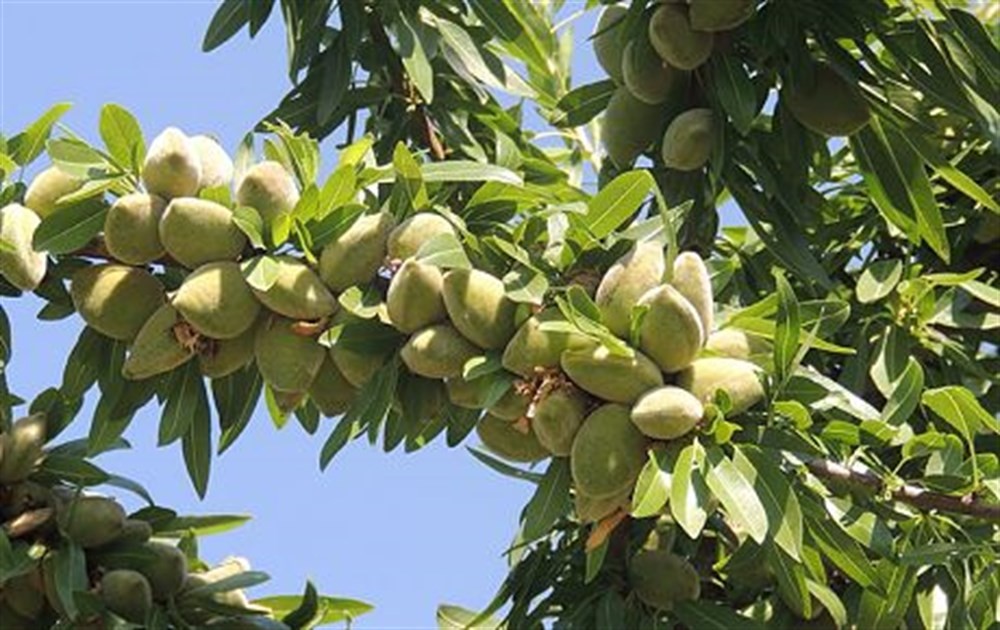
<box><xmin>0</xmin><ymin>1</ymin><xmax>607</xmax><ymax>627</ymax></box>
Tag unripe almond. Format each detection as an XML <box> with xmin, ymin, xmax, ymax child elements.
<box><xmin>24</xmin><ymin>166</ymin><xmax>83</xmax><ymax>218</ymax></box>
<box><xmin>191</xmin><ymin>135</ymin><xmax>234</xmax><ymax>190</ymax></box>
<box><xmin>142</xmin><ymin>127</ymin><xmax>201</xmax><ymax>199</ymax></box>
<box><xmin>254</xmin><ymin>316</ymin><xmax>325</xmax><ymax>393</ymax></box>
<box><xmin>236</xmin><ymin>161</ymin><xmax>300</xmax><ymax>223</ymax></box>
<box><xmin>172</xmin><ymin>261</ymin><xmax>260</xmax><ymax>340</ymax></box>
<box><xmin>0</xmin><ymin>203</ymin><xmax>47</xmax><ymax>291</ymax></box>
<box><xmin>71</xmin><ymin>264</ymin><xmax>165</xmax><ymax>340</ymax></box>
<box><xmin>104</xmin><ymin>193</ymin><xmax>167</xmax><ymax>265</ymax></box>
<box><xmin>159</xmin><ymin>197</ymin><xmax>247</xmax><ymax>268</ymax></box>
<box><xmin>671</xmin><ymin>252</ymin><xmax>713</xmax><ymax>337</ymax></box>
<box><xmin>401</xmin><ymin>324</ymin><xmax>479</xmax><ymax>379</ymax></box>
<box><xmin>677</xmin><ymin>357</ymin><xmax>764</xmax><ymax>416</ymax></box>
<box><xmin>442</xmin><ymin>268</ymin><xmax>517</xmax><ymax>350</ymax></box>
<box><xmin>648</xmin><ymin>3</ymin><xmax>714</xmax><ymax>71</ymax></box>
<box><xmin>387</xmin><ymin>258</ymin><xmax>446</xmax><ymax>333</ymax></box>
<box><xmin>571</xmin><ymin>404</ymin><xmax>647</xmax><ymax>499</ymax></box>
<box><xmin>122</xmin><ymin>303</ymin><xmax>194</xmax><ymax>380</ymax></box>
<box><xmin>595</xmin><ymin>241</ymin><xmax>665</xmax><ymax>338</ymax></box>
<box><xmin>661</xmin><ymin>108</ymin><xmax>713</xmax><ymax>172</ymax></box>
<box><xmin>636</xmin><ymin>284</ymin><xmax>704</xmax><ymax>373</ymax></box>
<box><xmin>251</xmin><ymin>256</ymin><xmax>338</xmax><ymax>320</ymax></box>
<box><xmin>387</xmin><ymin>213</ymin><xmax>456</xmax><ymax>261</ymax></box>
<box><xmin>561</xmin><ymin>343</ymin><xmax>663</xmax><ymax>404</ymax></box>
<box><xmin>476</xmin><ymin>414</ymin><xmax>550</xmax><ymax>463</ymax></box>
<box><xmin>0</xmin><ymin>414</ymin><xmax>47</xmax><ymax>484</ymax></box>
<box><xmin>631</xmin><ymin>386</ymin><xmax>704</xmax><ymax>440</ymax></box>
<box><xmin>319</xmin><ymin>212</ymin><xmax>395</xmax><ymax>292</ymax></box>
<box><xmin>629</xmin><ymin>550</ymin><xmax>700</xmax><ymax>610</ymax></box>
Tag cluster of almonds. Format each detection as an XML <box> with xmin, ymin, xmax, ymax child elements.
<box><xmin>594</xmin><ymin>0</ymin><xmax>872</xmax><ymax>170</ymax></box>
<box><xmin>0</xmin><ymin>415</ymin><xmax>268</xmax><ymax>627</ymax></box>
<box><xmin>1</xmin><ymin>123</ymin><xmax>771</xmax><ymax>614</ymax></box>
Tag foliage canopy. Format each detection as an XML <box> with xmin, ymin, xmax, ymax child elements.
<box><xmin>0</xmin><ymin>0</ymin><xmax>997</xmax><ymax>628</ymax></box>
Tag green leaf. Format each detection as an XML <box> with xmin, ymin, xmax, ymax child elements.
<box><xmin>61</xmin><ymin>327</ymin><xmax>107</xmax><ymax>400</ymax></box>
<box><xmin>248</xmin><ymin>0</ymin><xmax>275</xmax><ymax>37</ymax></box>
<box><xmin>182</xmin><ymin>404</ymin><xmax>213</xmax><ymax>499</ymax></box>
<box><xmin>49</xmin><ymin>544</ymin><xmax>88</xmax><ymax>620</ymax></box>
<box><xmin>897</xmin><ymin>542</ymin><xmax>987</xmax><ymax>566</ymax></box>
<box><xmin>711</xmin><ymin>55</ymin><xmax>757</xmax><ymax>135</ymax></box>
<box><xmin>467</xmin><ymin>447</ymin><xmax>543</xmax><ymax>484</ymax></box>
<box><xmin>923</xmin><ymin>386</ymin><xmax>997</xmax><ymax>440</ymax></box>
<box><xmin>437</xmin><ymin>19</ymin><xmax>510</xmax><ymax>95</ymax></box>
<box><xmin>857</xmin><ymin>561</ymin><xmax>917</xmax><ymax>630</ymax></box>
<box><xmin>308</xmin><ymin>202</ymin><xmax>366</xmax><ymax>249</ymax></box>
<box><xmin>673</xmin><ymin>601</ymin><xmax>766</xmax><ymax>630</ymax></box>
<box><xmin>0</xmin><ymin>153</ymin><xmax>18</xmax><ymax>179</ymax></box>
<box><xmin>32</xmin><ymin>198</ymin><xmax>108</xmax><ymax>254</ymax></box>
<box><xmin>851</xmin><ymin>118</ymin><xmax>950</xmax><ymax>261</ymax></box>
<box><xmin>468</xmin><ymin>0</ymin><xmax>550</xmax><ymax>85</ymax></box>
<box><xmin>183</xmin><ymin>571</ymin><xmax>270</xmax><ymax>599</ymax></box>
<box><xmin>773</xmin><ymin>269</ymin><xmax>801</xmax><ymax>385</ymax></box>
<box><xmin>318</xmin><ymin>35</ymin><xmax>352</xmax><ymax>126</ymax></box>
<box><xmin>241</xmin><ymin>255</ymin><xmax>282</xmax><ymax>292</ymax></box>
<box><xmin>258</xmin><ymin>590</ymin><xmax>374</xmax><ymax>626</ymax></box>
<box><xmin>386</xmin><ymin>12</ymin><xmax>434</xmax><ymax>103</ymax></box>
<box><xmin>154</xmin><ymin>513</ymin><xmax>250</xmax><ymax>537</ymax></box>
<box><xmin>214</xmin><ymin>366</ymin><xmax>262</xmax><ymax>455</ymax></box>
<box><xmin>735</xmin><ymin>446</ymin><xmax>803</xmax><ymax>562</ymax></box>
<box><xmin>232</xmin><ymin>205</ymin><xmax>265</xmax><ymax>249</ymax></box>
<box><xmin>104</xmin><ymin>474</ymin><xmax>154</xmax><ymax>506</ymax></box>
<box><xmin>421</xmin><ymin>161</ymin><xmax>522</xmax><ymax>186</ymax></box>
<box><xmin>704</xmin><ymin>446</ymin><xmax>768</xmax><ymax>544</ymax></box>
<box><xmin>318</xmin><ymin>166</ymin><xmax>358</xmax><ymax>219</ymax></box>
<box><xmin>768</xmin><ymin>542</ymin><xmax>812</xmax><ymax>619</ymax></box>
<box><xmin>807</xmin><ymin>514</ymin><xmax>881</xmax><ymax>590</ymax></box>
<box><xmin>585</xmin><ymin>536</ymin><xmax>609</xmax><ymax>584</ymax></box>
<box><xmin>725</xmin><ymin>165</ymin><xmax>834</xmax><ymax>289</ymax></box>
<box><xmin>881</xmin><ymin>357</ymin><xmax>923</xmax><ymax>425</ymax></box>
<box><xmin>8</xmin><ymin>102</ymin><xmax>72</xmax><ymax>165</ymax></box>
<box><xmin>583</xmin><ymin>170</ymin><xmax>655</xmax><ymax>239</ymax></box>
<box><xmin>416</xmin><ymin>232</ymin><xmax>472</xmax><ymax>269</ymax></box>
<box><xmin>521</xmin><ymin>458</ymin><xmax>571</xmax><ymax>542</ymax></box>
<box><xmin>595</xmin><ymin>591</ymin><xmax>626</xmax><ymax>629</ymax></box>
<box><xmin>98</xmin><ymin>103</ymin><xmax>145</xmax><ymax>173</ymax></box>
<box><xmin>857</xmin><ymin>259</ymin><xmax>904</xmax><ymax>304</ymax></box>
<box><xmin>392</xmin><ymin>142</ymin><xmax>429</xmax><ymax>213</ymax></box>
<box><xmin>320</xmin><ymin>359</ymin><xmax>398</xmax><ymax>469</ymax></box>
<box><xmin>806</xmin><ymin>578</ymin><xmax>848</xmax><ymax>629</ymax></box>
<box><xmin>631</xmin><ymin>448</ymin><xmax>672</xmax><ymax>519</ymax></box>
<box><xmin>202</xmin><ymin>0</ymin><xmax>249</xmax><ymax>52</ymax></box>
<box><xmin>551</xmin><ymin>79</ymin><xmax>616</xmax><ymax>128</ymax></box>
<box><xmin>275</xmin><ymin>579</ymin><xmax>319</xmax><ymax>629</ymax></box>
<box><xmin>37</xmin><ymin>454</ymin><xmax>109</xmax><ymax>487</ymax></box>
<box><xmin>670</xmin><ymin>440</ymin><xmax>711</xmax><ymax>539</ymax></box>
<box><xmin>159</xmin><ymin>361</ymin><xmax>209</xmax><ymax>446</ymax></box>
<box><xmin>503</xmin><ymin>268</ymin><xmax>548</xmax><ymax>305</ymax></box>
<box><xmin>436</xmin><ymin>603</ymin><xmax>501</xmax><ymax>629</ymax></box>
<box><xmin>897</xmin><ymin>123</ymin><xmax>1000</xmax><ymax>213</ymax></box>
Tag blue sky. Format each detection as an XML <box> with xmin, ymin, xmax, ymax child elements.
<box><xmin>0</xmin><ymin>1</ymin><xmax>609</xmax><ymax>627</ymax></box>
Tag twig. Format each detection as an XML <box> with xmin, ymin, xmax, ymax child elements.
<box><xmin>807</xmin><ymin>458</ymin><xmax>1000</xmax><ymax>521</ymax></box>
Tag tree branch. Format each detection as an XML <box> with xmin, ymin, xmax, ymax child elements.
<box><xmin>807</xmin><ymin>458</ymin><xmax>1000</xmax><ymax>521</ymax></box>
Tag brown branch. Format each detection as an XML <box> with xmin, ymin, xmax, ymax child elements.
<box><xmin>366</xmin><ymin>7</ymin><xmax>446</xmax><ymax>160</ymax></box>
<box><xmin>807</xmin><ymin>458</ymin><xmax>1000</xmax><ymax>521</ymax></box>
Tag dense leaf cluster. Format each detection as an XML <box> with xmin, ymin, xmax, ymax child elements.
<box><xmin>0</xmin><ymin>0</ymin><xmax>996</xmax><ymax>628</ymax></box>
